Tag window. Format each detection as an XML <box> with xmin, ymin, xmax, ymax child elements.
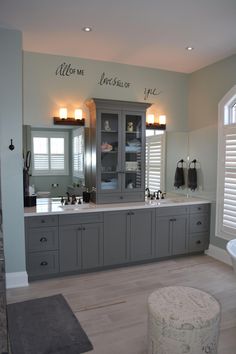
<box><xmin>145</xmin><ymin>131</ymin><xmax>166</xmax><ymax>193</ymax></box>
<box><xmin>216</xmin><ymin>85</ymin><xmax>236</xmax><ymax>240</ymax></box>
<box><xmin>72</xmin><ymin>128</ymin><xmax>84</xmax><ymax>179</ymax></box>
<box><xmin>31</xmin><ymin>130</ymin><xmax>69</xmax><ymax>176</ymax></box>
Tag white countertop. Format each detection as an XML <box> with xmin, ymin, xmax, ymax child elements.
<box><xmin>24</xmin><ymin>196</ymin><xmax>211</xmax><ymax>217</ymax></box>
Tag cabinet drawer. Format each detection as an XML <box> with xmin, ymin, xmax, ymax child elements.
<box><xmin>97</xmin><ymin>193</ymin><xmax>144</xmax><ymax>204</ymax></box>
<box><xmin>25</xmin><ymin>215</ymin><xmax>58</xmax><ymax>228</ymax></box>
<box><xmin>189</xmin><ymin>233</ymin><xmax>209</xmax><ymax>252</ymax></box>
<box><xmin>59</xmin><ymin>212</ymin><xmax>103</xmax><ymax>225</ymax></box>
<box><xmin>189</xmin><ymin>214</ymin><xmax>209</xmax><ymax>233</ymax></box>
<box><xmin>156</xmin><ymin>206</ymin><xmax>188</xmax><ymax>217</ymax></box>
<box><xmin>189</xmin><ymin>204</ymin><xmax>210</xmax><ymax>214</ymax></box>
<box><xmin>27</xmin><ymin>251</ymin><xmax>59</xmax><ymax>277</ymax></box>
<box><xmin>26</xmin><ymin>227</ymin><xmax>58</xmax><ymax>252</ymax></box>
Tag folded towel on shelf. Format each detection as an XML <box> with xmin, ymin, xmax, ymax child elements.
<box><xmin>188</xmin><ymin>167</ymin><xmax>197</xmax><ymax>191</ymax></box>
<box><xmin>174</xmin><ymin>166</ymin><xmax>185</xmax><ymax>188</ymax></box>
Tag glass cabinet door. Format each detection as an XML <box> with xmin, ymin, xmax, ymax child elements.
<box><xmin>99</xmin><ymin>112</ymin><xmax>121</xmax><ymax>192</ymax></box>
<box><xmin>124</xmin><ymin>113</ymin><xmax>144</xmax><ymax>191</ymax></box>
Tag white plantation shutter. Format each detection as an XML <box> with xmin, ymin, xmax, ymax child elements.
<box><xmin>73</xmin><ymin>129</ymin><xmax>84</xmax><ymax>178</ymax></box>
<box><xmin>146</xmin><ymin>134</ymin><xmax>165</xmax><ymax>193</ymax></box>
<box><xmin>216</xmin><ymin>86</ymin><xmax>236</xmax><ymax>240</ymax></box>
<box><xmin>222</xmin><ymin>131</ymin><xmax>236</xmax><ymax>232</ymax></box>
<box><xmin>32</xmin><ymin>131</ymin><xmax>69</xmax><ymax>176</ymax></box>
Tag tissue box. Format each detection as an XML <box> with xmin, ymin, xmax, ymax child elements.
<box><xmin>24</xmin><ymin>195</ymin><xmax>36</xmax><ymax>207</ymax></box>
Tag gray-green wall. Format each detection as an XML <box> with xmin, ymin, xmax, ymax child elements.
<box><xmin>0</xmin><ymin>28</ymin><xmax>26</xmax><ymax>274</ymax></box>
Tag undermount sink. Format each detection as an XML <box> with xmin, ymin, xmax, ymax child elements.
<box><xmin>59</xmin><ymin>203</ymin><xmax>93</xmax><ymax>210</ymax></box>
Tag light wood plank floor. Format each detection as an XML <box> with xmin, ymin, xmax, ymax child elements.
<box><xmin>7</xmin><ymin>255</ymin><xmax>236</xmax><ymax>354</ymax></box>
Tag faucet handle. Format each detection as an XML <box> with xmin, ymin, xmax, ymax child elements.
<box><xmin>161</xmin><ymin>192</ymin><xmax>166</xmax><ymax>199</ymax></box>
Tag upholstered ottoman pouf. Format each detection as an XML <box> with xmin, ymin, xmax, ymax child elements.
<box><xmin>147</xmin><ymin>286</ymin><xmax>221</xmax><ymax>354</ymax></box>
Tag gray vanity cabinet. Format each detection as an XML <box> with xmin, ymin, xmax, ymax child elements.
<box><xmin>156</xmin><ymin>206</ymin><xmax>189</xmax><ymax>258</ymax></box>
<box><xmin>86</xmin><ymin>98</ymin><xmax>151</xmax><ymax>204</ymax></box>
<box><xmin>130</xmin><ymin>208</ymin><xmax>155</xmax><ymax>261</ymax></box>
<box><xmin>59</xmin><ymin>213</ymin><xmax>103</xmax><ymax>273</ymax></box>
<box><xmin>103</xmin><ymin>208</ymin><xmax>155</xmax><ymax>266</ymax></box>
<box><xmin>103</xmin><ymin>210</ymin><xmax>129</xmax><ymax>266</ymax></box>
<box><xmin>188</xmin><ymin>204</ymin><xmax>210</xmax><ymax>252</ymax></box>
<box><xmin>25</xmin><ymin>215</ymin><xmax>59</xmax><ymax>278</ymax></box>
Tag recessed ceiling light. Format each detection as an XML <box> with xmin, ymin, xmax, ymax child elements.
<box><xmin>82</xmin><ymin>27</ymin><xmax>92</xmax><ymax>32</ymax></box>
<box><xmin>186</xmin><ymin>46</ymin><xmax>194</xmax><ymax>51</ymax></box>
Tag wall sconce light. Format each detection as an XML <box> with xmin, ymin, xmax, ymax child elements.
<box><xmin>146</xmin><ymin>114</ymin><xmax>166</xmax><ymax>130</ymax></box>
<box><xmin>54</xmin><ymin>108</ymin><xmax>85</xmax><ymax>126</ymax></box>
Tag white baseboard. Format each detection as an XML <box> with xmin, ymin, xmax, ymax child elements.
<box><xmin>6</xmin><ymin>271</ymin><xmax>29</xmax><ymax>289</ymax></box>
<box><xmin>205</xmin><ymin>244</ymin><xmax>232</xmax><ymax>266</ymax></box>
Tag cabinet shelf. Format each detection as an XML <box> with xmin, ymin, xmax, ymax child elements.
<box><xmin>101</xmin><ymin>130</ymin><xmax>118</xmax><ymax>133</ymax></box>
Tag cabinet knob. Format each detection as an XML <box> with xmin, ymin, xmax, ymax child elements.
<box><xmin>41</xmin><ymin>219</ymin><xmax>46</xmax><ymax>223</ymax></box>
<box><xmin>40</xmin><ymin>261</ymin><xmax>48</xmax><ymax>266</ymax></box>
<box><xmin>40</xmin><ymin>237</ymin><xmax>47</xmax><ymax>243</ymax></box>
<box><xmin>196</xmin><ymin>221</ymin><xmax>202</xmax><ymax>225</ymax></box>
<box><xmin>170</xmin><ymin>218</ymin><xmax>176</xmax><ymax>222</ymax></box>
<box><xmin>196</xmin><ymin>240</ymin><xmax>202</xmax><ymax>244</ymax></box>
<box><xmin>120</xmin><ymin>196</ymin><xmax>123</xmax><ymax>199</ymax></box>
<box><xmin>197</xmin><ymin>207</ymin><xmax>202</xmax><ymax>210</ymax></box>
<box><xmin>83</xmin><ymin>227</ymin><xmax>86</xmax><ymax>231</ymax></box>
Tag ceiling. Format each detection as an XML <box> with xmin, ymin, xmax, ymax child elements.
<box><xmin>1</xmin><ymin>0</ymin><xmax>236</xmax><ymax>73</ymax></box>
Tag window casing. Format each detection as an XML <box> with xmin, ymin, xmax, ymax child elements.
<box><xmin>216</xmin><ymin>85</ymin><xmax>236</xmax><ymax>240</ymax></box>
<box><xmin>145</xmin><ymin>131</ymin><xmax>166</xmax><ymax>193</ymax></box>
<box><xmin>31</xmin><ymin>130</ymin><xmax>69</xmax><ymax>176</ymax></box>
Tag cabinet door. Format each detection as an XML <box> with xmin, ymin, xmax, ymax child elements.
<box><xmin>130</xmin><ymin>209</ymin><xmax>155</xmax><ymax>261</ymax></box>
<box><xmin>172</xmin><ymin>215</ymin><xmax>188</xmax><ymax>255</ymax></box>
<box><xmin>103</xmin><ymin>211</ymin><xmax>129</xmax><ymax>266</ymax></box>
<box><xmin>98</xmin><ymin>110</ymin><xmax>122</xmax><ymax>194</ymax></box>
<box><xmin>156</xmin><ymin>216</ymin><xmax>172</xmax><ymax>258</ymax></box>
<box><xmin>81</xmin><ymin>223</ymin><xmax>103</xmax><ymax>269</ymax></box>
<box><xmin>59</xmin><ymin>225</ymin><xmax>82</xmax><ymax>272</ymax></box>
<box><xmin>123</xmin><ymin>111</ymin><xmax>145</xmax><ymax>193</ymax></box>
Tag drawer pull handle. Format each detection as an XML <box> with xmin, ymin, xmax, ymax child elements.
<box><xmin>170</xmin><ymin>218</ymin><xmax>176</xmax><ymax>222</ymax></box>
<box><xmin>40</xmin><ymin>261</ymin><xmax>48</xmax><ymax>266</ymax></box>
<box><xmin>196</xmin><ymin>221</ymin><xmax>202</xmax><ymax>225</ymax></box>
<box><xmin>196</xmin><ymin>240</ymin><xmax>202</xmax><ymax>244</ymax></box>
<box><xmin>40</xmin><ymin>237</ymin><xmax>47</xmax><ymax>243</ymax></box>
<box><xmin>83</xmin><ymin>227</ymin><xmax>85</xmax><ymax>231</ymax></box>
<box><xmin>41</xmin><ymin>219</ymin><xmax>46</xmax><ymax>223</ymax></box>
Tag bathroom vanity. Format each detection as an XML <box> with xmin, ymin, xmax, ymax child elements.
<box><xmin>24</xmin><ymin>197</ymin><xmax>211</xmax><ymax>281</ymax></box>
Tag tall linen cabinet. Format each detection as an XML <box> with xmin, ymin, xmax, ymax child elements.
<box><xmin>86</xmin><ymin>98</ymin><xmax>151</xmax><ymax>204</ymax></box>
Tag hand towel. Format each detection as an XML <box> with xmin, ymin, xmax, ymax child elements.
<box><xmin>188</xmin><ymin>167</ymin><xmax>197</xmax><ymax>191</ymax></box>
<box><xmin>174</xmin><ymin>166</ymin><xmax>185</xmax><ymax>188</ymax></box>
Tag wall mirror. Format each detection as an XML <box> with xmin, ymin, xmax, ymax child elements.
<box><xmin>23</xmin><ymin>125</ymin><xmax>188</xmax><ymax>198</ymax></box>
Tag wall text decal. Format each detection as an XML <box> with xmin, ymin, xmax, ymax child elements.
<box><xmin>144</xmin><ymin>87</ymin><xmax>162</xmax><ymax>101</ymax></box>
<box><xmin>55</xmin><ymin>62</ymin><xmax>84</xmax><ymax>77</ymax></box>
<box><xmin>98</xmin><ymin>72</ymin><xmax>131</xmax><ymax>88</ymax></box>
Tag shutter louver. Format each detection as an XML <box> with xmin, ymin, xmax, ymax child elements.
<box><xmin>223</xmin><ymin>133</ymin><xmax>236</xmax><ymax>230</ymax></box>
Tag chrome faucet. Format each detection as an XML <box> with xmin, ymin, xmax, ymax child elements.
<box><xmin>155</xmin><ymin>190</ymin><xmax>163</xmax><ymax>200</ymax></box>
<box><xmin>145</xmin><ymin>187</ymin><xmax>151</xmax><ymax>198</ymax></box>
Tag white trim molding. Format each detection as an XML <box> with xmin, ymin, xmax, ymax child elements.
<box><xmin>205</xmin><ymin>244</ymin><xmax>231</xmax><ymax>266</ymax></box>
<box><xmin>6</xmin><ymin>271</ymin><xmax>29</xmax><ymax>289</ymax></box>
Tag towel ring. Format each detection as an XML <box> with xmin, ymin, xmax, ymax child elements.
<box><xmin>177</xmin><ymin>159</ymin><xmax>186</xmax><ymax>167</ymax></box>
<box><xmin>189</xmin><ymin>159</ymin><xmax>200</xmax><ymax>168</ymax></box>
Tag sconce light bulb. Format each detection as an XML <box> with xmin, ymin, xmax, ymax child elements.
<box><xmin>147</xmin><ymin>114</ymin><xmax>155</xmax><ymax>125</ymax></box>
<box><xmin>159</xmin><ymin>115</ymin><xmax>166</xmax><ymax>125</ymax></box>
<box><xmin>59</xmin><ymin>108</ymin><xmax>67</xmax><ymax>120</ymax></box>
<box><xmin>74</xmin><ymin>108</ymin><xmax>83</xmax><ymax>120</ymax></box>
